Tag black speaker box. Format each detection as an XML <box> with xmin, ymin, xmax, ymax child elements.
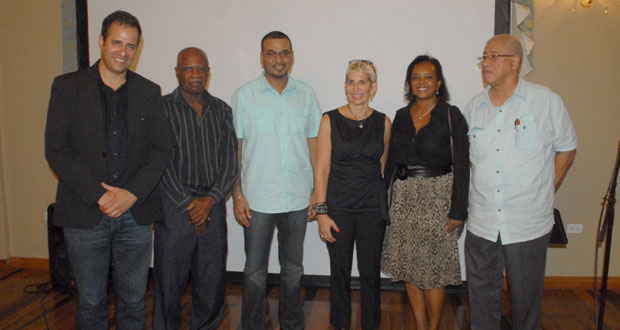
<box><xmin>47</xmin><ymin>203</ymin><xmax>76</xmax><ymax>294</ymax></box>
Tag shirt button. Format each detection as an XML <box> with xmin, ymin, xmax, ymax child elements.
<box><xmin>496</xmin><ymin>148</ymin><xmax>500</xmax><ymax>152</ymax></box>
<box><xmin>113</xmin><ymin>131</ymin><xmax>117</xmax><ymax>135</ymax></box>
<box><xmin>112</xmin><ymin>174</ymin><xmax>118</xmax><ymax>179</ymax></box>
<box><xmin>113</xmin><ymin>152</ymin><xmax>118</xmax><ymax>157</ymax></box>
<box><xmin>497</xmin><ymin>189</ymin><xmax>501</xmax><ymax>192</ymax></box>
<box><xmin>498</xmin><ymin>209</ymin><xmax>502</xmax><ymax>212</ymax></box>
<box><xmin>497</xmin><ymin>129</ymin><xmax>501</xmax><ymax>132</ymax></box>
<box><xmin>499</xmin><ymin>110</ymin><xmax>503</xmax><ymax>113</ymax></box>
<box><xmin>496</xmin><ymin>170</ymin><xmax>500</xmax><ymax>174</ymax></box>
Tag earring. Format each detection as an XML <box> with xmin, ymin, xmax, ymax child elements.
<box><xmin>435</xmin><ymin>90</ymin><xmax>439</xmax><ymax>95</ymax></box>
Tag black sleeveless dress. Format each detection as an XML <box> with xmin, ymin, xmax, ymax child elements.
<box><xmin>325</xmin><ymin>109</ymin><xmax>387</xmax><ymax>218</ymax></box>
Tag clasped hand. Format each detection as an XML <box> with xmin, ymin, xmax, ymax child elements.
<box><xmin>186</xmin><ymin>196</ymin><xmax>216</xmax><ymax>226</ymax></box>
<box><xmin>97</xmin><ymin>182</ymin><xmax>137</xmax><ymax>218</ymax></box>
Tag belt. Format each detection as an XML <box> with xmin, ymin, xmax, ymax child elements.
<box><xmin>397</xmin><ymin>165</ymin><xmax>452</xmax><ymax>179</ymax></box>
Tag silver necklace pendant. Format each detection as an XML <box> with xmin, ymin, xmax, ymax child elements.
<box><xmin>358</xmin><ymin>122</ymin><xmax>364</xmax><ymax>129</ymax></box>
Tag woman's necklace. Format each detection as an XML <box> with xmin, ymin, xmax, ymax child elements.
<box><xmin>347</xmin><ymin>104</ymin><xmax>369</xmax><ymax>129</ymax></box>
<box><xmin>413</xmin><ymin>101</ymin><xmax>437</xmax><ymax>120</ymax></box>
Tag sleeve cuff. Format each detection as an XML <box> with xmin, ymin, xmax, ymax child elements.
<box><xmin>207</xmin><ymin>188</ymin><xmax>224</xmax><ymax>203</ymax></box>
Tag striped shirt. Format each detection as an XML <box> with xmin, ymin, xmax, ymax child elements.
<box><xmin>160</xmin><ymin>88</ymin><xmax>238</xmax><ymax>210</ymax></box>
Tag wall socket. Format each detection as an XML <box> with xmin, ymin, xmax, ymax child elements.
<box><xmin>566</xmin><ymin>224</ymin><xmax>583</xmax><ymax>234</ymax></box>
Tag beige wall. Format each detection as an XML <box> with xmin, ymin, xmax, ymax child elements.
<box><xmin>525</xmin><ymin>2</ymin><xmax>620</xmax><ymax>276</ymax></box>
<box><xmin>0</xmin><ymin>1</ymin><xmax>619</xmax><ymax>277</ymax></box>
<box><xmin>0</xmin><ymin>1</ymin><xmax>62</xmax><ymax>259</ymax></box>
<box><xmin>0</xmin><ymin>60</ymin><xmax>9</xmax><ymax>259</ymax></box>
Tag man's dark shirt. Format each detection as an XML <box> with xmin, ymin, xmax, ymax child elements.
<box><xmin>160</xmin><ymin>88</ymin><xmax>238</xmax><ymax>209</ymax></box>
<box><xmin>98</xmin><ymin>73</ymin><xmax>129</xmax><ymax>187</ymax></box>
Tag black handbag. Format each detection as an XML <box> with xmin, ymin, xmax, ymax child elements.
<box><xmin>549</xmin><ymin>208</ymin><xmax>568</xmax><ymax>245</ymax></box>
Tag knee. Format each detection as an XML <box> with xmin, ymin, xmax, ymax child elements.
<box><xmin>78</xmin><ymin>289</ymin><xmax>107</xmax><ymax>310</ymax></box>
<box><xmin>117</xmin><ymin>284</ymin><xmax>147</xmax><ymax>305</ymax></box>
<box><xmin>244</xmin><ymin>263</ymin><xmax>268</xmax><ymax>287</ymax></box>
<box><xmin>280</xmin><ymin>262</ymin><xmax>303</xmax><ymax>280</ymax></box>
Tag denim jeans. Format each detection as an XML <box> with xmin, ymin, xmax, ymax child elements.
<box><xmin>64</xmin><ymin>212</ymin><xmax>151</xmax><ymax>330</ymax></box>
<box><xmin>242</xmin><ymin>208</ymin><xmax>307</xmax><ymax>330</ymax></box>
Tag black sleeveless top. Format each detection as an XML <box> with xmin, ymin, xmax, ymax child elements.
<box><xmin>326</xmin><ymin>109</ymin><xmax>387</xmax><ymax>218</ymax></box>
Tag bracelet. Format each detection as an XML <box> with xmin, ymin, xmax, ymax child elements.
<box><xmin>314</xmin><ymin>202</ymin><xmax>328</xmax><ymax>215</ymax></box>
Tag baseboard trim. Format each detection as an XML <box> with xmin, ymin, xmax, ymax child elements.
<box><xmin>544</xmin><ymin>276</ymin><xmax>620</xmax><ymax>289</ymax></box>
<box><xmin>5</xmin><ymin>258</ymin><xmax>619</xmax><ymax>290</ymax></box>
<box><xmin>7</xmin><ymin>257</ymin><xmax>49</xmax><ymax>270</ymax></box>
<box><xmin>228</xmin><ymin>273</ymin><xmax>620</xmax><ymax>291</ymax></box>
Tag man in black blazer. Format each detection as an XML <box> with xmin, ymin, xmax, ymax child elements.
<box><xmin>45</xmin><ymin>11</ymin><xmax>172</xmax><ymax>330</ymax></box>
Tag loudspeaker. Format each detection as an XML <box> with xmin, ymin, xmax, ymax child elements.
<box><xmin>47</xmin><ymin>203</ymin><xmax>76</xmax><ymax>294</ymax></box>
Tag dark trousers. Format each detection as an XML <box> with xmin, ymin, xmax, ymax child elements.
<box><xmin>465</xmin><ymin>230</ymin><xmax>550</xmax><ymax>330</ymax></box>
<box><xmin>327</xmin><ymin>212</ymin><xmax>385</xmax><ymax>330</ymax></box>
<box><xmin>153</xmin><ymin>196</ymin><xmax>228</xmax><ymax>330</ymax></box>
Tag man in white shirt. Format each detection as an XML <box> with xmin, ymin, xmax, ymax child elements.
<box><xmin>463</xmin><ymin>34</ymin><xmax>577</xmax><ymax>330</ymax></box>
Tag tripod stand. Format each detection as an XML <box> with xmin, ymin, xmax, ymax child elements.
<box><xmin>596</xmin><ymin>140</ymin><xmax>620</xmax><ymax>330</ymax></box>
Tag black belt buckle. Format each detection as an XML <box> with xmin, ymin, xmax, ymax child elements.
<box><xmin>396</xmin><ymin>164</ymin><xmax>409</xmax><ymax>180</ymax></box>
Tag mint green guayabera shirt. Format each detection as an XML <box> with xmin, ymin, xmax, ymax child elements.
<box><xmin>232</xmin><ymin>73</ymin><xmax>322</xmax><ymax>213</ymax></box>
<box><xmin>464</xmin><ymin>78</ymin><xmax>578</xmax><ymax>244</ymax></box>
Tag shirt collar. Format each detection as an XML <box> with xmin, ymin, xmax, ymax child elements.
<box><xmin>171</xmin><ymin>87</ymin><xmax>212</xmax><ymax>108</ymax></box>
<box><xmin>476</xmin><ymin>77</ymin><xmax>527</xmax><ymax>110</ymax></box>
<box><xmin>95</xmin><ymin>59</ymin><xmax>132</xmax><ymax>89</ymax></box>
<box><xmin>513</xmin><ymin>77</ymin><xmax>527</xmax><ymax>99</ymax></box>
<box><xmin>259</xmin><ymin>71</ymin><xmax>296</xmax><ymax>94</ymax></box>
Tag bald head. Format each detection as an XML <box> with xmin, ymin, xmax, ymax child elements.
<box><xmin>487</xmin><ymin>34</ymin><xmax>523</xmax><ymax>57</ymax></box>
<box><xmin>177</xmin><ymin>47</ymin><xmax>209</xmax><ymax>67</ymax></box>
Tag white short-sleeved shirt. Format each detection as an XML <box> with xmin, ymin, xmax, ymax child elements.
<box><xmin>463</xmin><ymin>78</ymin><xmax>578</xmax><ymax>244</ymax></box>
<box><xmin>232</xmin><ymin>73</ymin><xmax>322</xmax><ymax>213</ymax></box>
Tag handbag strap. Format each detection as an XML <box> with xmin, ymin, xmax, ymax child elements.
<box><xmin>447</xmin><ymin>106</ymin><xmax>454</xmax><ymax>165</ymax></box>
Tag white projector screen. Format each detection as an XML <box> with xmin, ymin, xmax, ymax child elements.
<box><xmin>89</xmin><ymin>0</ymin><xmax>495</xmax><ymax>276</ymax></box>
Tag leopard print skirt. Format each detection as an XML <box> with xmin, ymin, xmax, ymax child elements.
<box><xmin>381</xmin><ymin>173</ymin><xmax>462</xmax><ymax>289</ymax></box>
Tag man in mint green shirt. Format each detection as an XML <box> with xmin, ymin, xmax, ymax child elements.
<box><xmin>231</xmin><ymin>31</ymin><xmax>321</xmax><ymax>330</ymax></box>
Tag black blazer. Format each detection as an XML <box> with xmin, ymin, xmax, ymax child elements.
<box><xmin>45</xmin><ymin>63</ymin><xmax>172</xmax><ymax>229</ymax></box>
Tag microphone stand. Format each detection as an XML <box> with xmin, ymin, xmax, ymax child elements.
<box><xmin>596</xmin><ymin>140</ymin><xmax>620</xmax><ymax>330</ymax></box>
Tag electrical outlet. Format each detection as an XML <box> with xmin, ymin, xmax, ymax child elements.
<box><xmin>566</xmin><ymin>224</ymin><xmax>583</xmax><ymax>234</ymax></box>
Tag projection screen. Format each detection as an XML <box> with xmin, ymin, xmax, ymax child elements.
<box><xmin>88</xmin><ymin>0</ymin><xmax>496</xmax><ymax>277</ymax></box>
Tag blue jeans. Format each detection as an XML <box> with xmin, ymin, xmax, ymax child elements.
<box><xmin>242</xmin><ymin>208</ymin><xmax>307</xmax><ymax>330</ymax></box>
<box><xmin>64</xmin><ymin>212</ymin><xmax>151</xmax><ymax>330</ymax></box>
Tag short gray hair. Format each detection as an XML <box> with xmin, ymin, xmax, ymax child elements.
<box><xmin>489</xmin><ymin>34</ymin><xmax>523</xmax><ymax>56</ymax></box>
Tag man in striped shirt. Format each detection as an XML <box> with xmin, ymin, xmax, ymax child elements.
<box><xmin>153</xmin><ymin>47</ymin><xmax>238</xmax><ymax>330</ymax></box>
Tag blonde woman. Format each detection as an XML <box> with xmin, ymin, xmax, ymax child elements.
<box><xmin>313</xmin><ymin>60</ymin><xmax>391</xmax><ymax>329</ymax></box>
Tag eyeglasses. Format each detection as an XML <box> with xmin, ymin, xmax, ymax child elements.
<box><xmin>349</xmin><ymin>59</ymin><xmax>374</xmax><ymax>65</ymax></box>
<box><xmin>263</xmin><ymin>50</ymin><xmax>292</xmax><ymax>58</ymax></box>
<box><xmin>477</xmin><ymin>54</ymin><xmax>514</xmax><ymax>61</ymax></box>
